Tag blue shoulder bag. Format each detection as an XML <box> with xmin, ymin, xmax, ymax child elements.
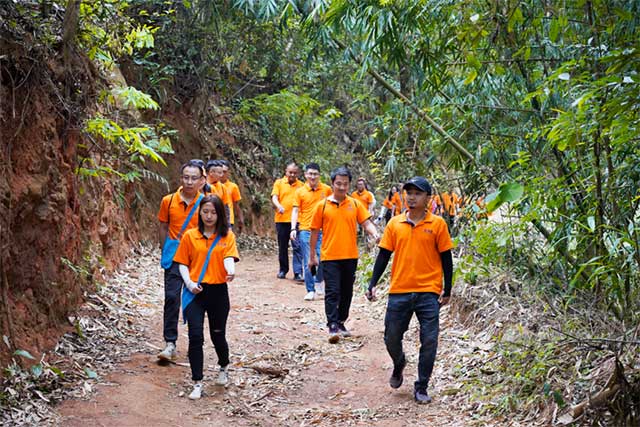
<box><xmin>160</xmin><ymin>193</ymin><xmax>203</xmax><ymax>269</ymax></box>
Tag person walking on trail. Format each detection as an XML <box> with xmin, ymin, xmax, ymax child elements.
<box><xmin>351</xmin><ymin>177</ymin><xmax>376</xmax><ymax>216</ymax></box>
<box><xmin>391</xmin><ymin>184</ymin><xmax>404</xmax><ymax>216</ymax></box>
<box><xmin>173</xmin><ymin>195</ymin><xmax>239</xmax><ymax>400</ymax></box>
<box><xmin>309</xmin><ymin>166</ymin><xmax>379</xmax><ymax>343</ymax></box>
<box><xmin>366</xmin><ymin>176</ymin><xmax>454</xmax><ymax>404</ymax></box>
<box><xmin>271</xmin><ymin>162</ymin><xmax>304</xmax><ymax>281</ymax></box>
<box><xmin>377</xmin><ymin>185</ymin><xmax>399</xmax><ymax>225</ymax></box>
<box><xmin>157</xmin><ymin>160</ymin><xmax>206</xmax><ymax>361</ymax></box>
<box><xmin>220</xmin><ymin>159</ymin><xmax>245</xmax><ymax>234</ymax></box>
<box><xmin>290</xmin><ymin>163</ymin><xmax>332</xmax><ymax>300</ymax></box>
<box><xmin>205</xmin><ymin>160</ymin><xmax>232</xmax><ymax>223</ymax></box>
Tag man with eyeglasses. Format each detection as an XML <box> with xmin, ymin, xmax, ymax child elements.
<box><xmin>290</xmin><ymin>163</ymin><xmax>332</xmax><ymax>301</ymax></box>
<box><xmin>157</xmin><ymin>160</ymin><xmax>206</xmax><ymax>361</ymax></box>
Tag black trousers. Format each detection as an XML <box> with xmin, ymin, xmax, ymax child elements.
<box><xmin>275</xmin><ymin>222</ymin><xmax>302</xmax><ymax>275</ymax></box>
<box><xmin>163</xmin><ymin>262</ymin><xmax>182</xmax><ymax>343</ymax></box>
<box><xmin>184</xmin><ymin>283</ymin><xmax>230</xmax><ymax>381</ymax></box>
<box><xmin>322</xmin><ymin>259</ymin><xmax>358</xmax><ymax>328</ymax></box>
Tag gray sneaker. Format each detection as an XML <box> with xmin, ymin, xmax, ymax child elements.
<box><xmin>414</xmin><ymin>388</ymin><xmax>432</xmax><ymax>404</ymax></box>
<box><xmin>215</xmin><ymin>366</ymin><xmax>229</xmax><ymax>386</ymax></box>
<box><xmin>338</xmin><ymin>323</ymin><xmax>352</xmax><ymax>337</ymax></box>
<box><xmin>157</xmin><ymin>342</ymin><xmax>177</xmax><ymax>361</ymax></box>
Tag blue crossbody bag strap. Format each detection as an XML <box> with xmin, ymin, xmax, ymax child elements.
<box><xmin>177</xmin><ymin>194</ymin><xmax>203</xmax><ymax>239</ymax></box>
<box><xmin>182</xmin><ymin>234</ymin><xmax>222</xmax><ymax>322</ymax></box>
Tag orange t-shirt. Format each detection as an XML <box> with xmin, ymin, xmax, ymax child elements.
<box><xmin>379</xmin><ymin>211</ymin><xmax>454</xmax><ymax>294</ymax></box>
<box><xmin>223</xmin><ymin>180</ymin><xmax>242</xmax><ymax>224</ymax></box>
<box><xmin>208</xmin><ymin>181</ymin><xmax>231</xmax><ymax>205</ymax></box>
<box><xmin>173</xmin><ymin>228</ymin><xmax>240</xmax><ymax>284</ymax></box>
<box><xmin>383</xmin><ymin>198</ymin><xmax>393</xmax><ymax>209</ymax></box>
<box><xmin>351</xmin><ymin>190</ymin><xmax>375</xmax><ymax>210</ymax></box>
<box><xmin>391</xmin><ymin>192</ymin><xmax>403</xmax><ymax>215</ymax></box>
<box><xmin>293</xmin><ymin>182</ymin><xmax>332</xmax><ymax>231</ymax></box>
<box><xmin>157</xmin><ymin>190</ymin><xmax>203</xmax><ymax>240</ymax></box>
<box><xmin>310</xmin><ymin>196</ymin><xmax>371</xmax><ymax>261</ymax></box>
<box><xmin>271</xmin><ymin>177</ymin><xmax>303</xmax><ymax>223</ymax></box>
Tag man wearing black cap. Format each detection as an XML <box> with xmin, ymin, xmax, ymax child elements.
<box><xmin>366</xmin><ymin>176</ymin><xmax>454</xmax><ymax>404</ymax></box>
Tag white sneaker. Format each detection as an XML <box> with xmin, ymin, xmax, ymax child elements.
<box><xmin>189</xmin><ymin>382</ymin><xmax>203</xmax><ymax>400</ymax></box>
<box><xmin>315</xmin><ymin>282</ymin><xmax>325</xmax><ymax>296</ymax></box>
<box><xmin>215</xmin><ymin>366</ymin><xmax>229</xmax><ymax>386</ymax></box>
<box><xmin>157</xmin><ymin>342</ymin><xmax>176</xmax><ymax>361</ymax></box>
<box><xmin>304</xmin><ymin>291</ymin><xmax>315</xmax><ymax>301</ymax></box>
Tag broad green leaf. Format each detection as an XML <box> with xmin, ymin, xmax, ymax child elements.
<box><xmin>499</xmin><ymin>182</ymin><xmax>524</xmax><ymax>202</ymax></box>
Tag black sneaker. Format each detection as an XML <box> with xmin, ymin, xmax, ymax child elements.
<box><xmin>414</xmin><ymin>388</ymin><xmax>432</xmax><ymax>404</ymax></box>
<box><xmin>293</xmin><ymin>273</ymin><xmax>304</xmax><ymax>282</ymax></box>
<box><xmin>389</xmin><ymin>355</ymin><xmax>406</xmax><ymax>389</ymax></box>
<box><xmin>277</xmin><ymin>272</ymin><xmax>286</xmax><ymax>279</ymax></box>
<box><xmin>328</xmin><ymin>324</ymin><xmax>340</xmax><ymax>344</ymax></box>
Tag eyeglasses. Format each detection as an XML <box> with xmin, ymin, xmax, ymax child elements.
<box><xmin>182</xmin><ymin>175</ymin><xmax>202</xmax><ymax>183</ymax></box>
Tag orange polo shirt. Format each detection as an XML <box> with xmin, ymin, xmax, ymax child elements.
<box><xmin>173</xmin><ymin>228</ymin><xmax>240</xmax><ymax>284</ymax></box>
<box><xmin>293</xmin><ymin>182</ymin><xmax>332</xmax><ymax>231</ymax></box>
<box><xmin>391</xmin><ymin>192</ymin><xmax>403</xmax><ymax>215</ymax></box>
<box><xmin>223</xmin><ymin>180</ymin><xmax>242</xmax><ymax>224</ymax></box>
<box><xmin>271</xmin><ymin>177</ymin><xmax>303</xmax><ymax>223</ymax></box>
<box><xmin>351</xmin><ymin>190</ymin><xmax>375</xmax><ymax>210</ymax></box>
<box><xmin>379</xmin><ymin>211</ymin><xmax>454</xmax><ymax>294</ymax></box>
<box><xmin>157</xmin><ymin>190</ymin><xmax>203</xmax><ymax>240</ymax></box>
<box><xmin>383</xmin><ymin>198</ymin><xmax>393</xmax><ymax>210</ymax></box>
<box><xmin>207</xmin><ymin>181</ymin><xmax>232</xmax><ymax>210</ymax></box>
<box><xmin>310</xmin><ymin>196</ymin><xmax>371</xmax><ymax>261</ymax></box>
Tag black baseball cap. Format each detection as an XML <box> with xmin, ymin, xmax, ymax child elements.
<box><xmin>404</xmin><ymin>176</ymin><xmax>432</xmax><ymax>194</ymax></box>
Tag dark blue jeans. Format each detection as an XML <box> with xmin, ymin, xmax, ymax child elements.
<box><xmin>322</xmin><ymin>259</ymin><xmax>358</xmax><ymax>327</ymax></box>
<box><xmin>163</xmin><ymin>262</ymin><xmax>183</xmax><ymax>343</ymax></box>
<box><xmin>184</xmin><ymin>283</ymin><xmax>230</xmax><ymax>381</ymax></box>
<box><xmin>384</xmin><ymin>292</ymin><xmax>440</xmax><ymax>391</ymax></box>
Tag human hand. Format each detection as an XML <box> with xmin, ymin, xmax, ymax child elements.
<box><xmin>278</xmin><ymin>206</ymin><xmax>285</xmax><ymax>214</ymax></box>
<box><xmin>290</xmin><ymin>229</ymin><xmax>297</xmax><ymax>241</ymax></box>
<box><xmin>226</xmin><ymin>273</ymin><xmax>235</xmax><ymax>283</ymax></box>
<box><xmin>439</xmin><ymin>295</ymin><xmax>450</xmax><ymax>306</ymax></box>
<box><xmin>365</xmin><ymin>285</ymin><xmax>376</xmax><ymax>302</ymax></box>
<box><xmin>186</xmin><ymin>280</ymin><xmax>203</xmax><ymax>294</ymax></box>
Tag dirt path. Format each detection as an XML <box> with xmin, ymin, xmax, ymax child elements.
<box><xmin>56</xmin><ymin>250</ymin><xmax>478</xmax><ymax>426</ymax></box>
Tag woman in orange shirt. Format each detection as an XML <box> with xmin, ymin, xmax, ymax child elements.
<box><xmin>174</xmin><ymin>195</ymin><xmax>239</xmax><ymax>400</ymax></box>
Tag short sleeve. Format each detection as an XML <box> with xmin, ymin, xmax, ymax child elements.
<box><xmin>231</xmin><ymin>184</ymin><xmax>241</xmax><ymax>202</ymax></box>
<box><xmin>271</xmin><ymin>180</ymin><xmax>280</xmax><ymax>197</ymax></box>
<box><xmin>379</xmin><ymin>222</ymin><xmax>395</xmax><ymax>252</ymax></box>
<box><xmin>173</xmin><ymin>232</ymin><xmax>193</xmax><ymax>265</ymax></box>
<box><xmin>158</xmin><ymin>195</ymin><xmax>170</xmax><ymax>222</ymax></box>
<box><xmin>309</xmin><ymin>200</ymin><xmax>324</xmax><ymax>230</ymax></box>
<box><xmin>436</xmin><ymin>219</ymin><xmax>454</xmax><ymax>253</ymax></box>
<box><xmin>224</xmin><ymin>232</ymin><xmax>240</xmax><ymax>261</ymax></box>
<box><xmin>356</xmin><ymin>200</ymin><xmax>372</xmax><ymax>224</ymax></box>
<box><xmin>293</xmin><ymin>188</ymin><xmax>302</xmax><ymax>208</ymax></box>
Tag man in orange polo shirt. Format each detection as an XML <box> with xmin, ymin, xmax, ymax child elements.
<box><xmin>309</xmin><ymin>167</ymin><xmax>379</xmax><ymax>343</ymax></box>
<box><xmin>290</xmin><ymin>163</ymin><xmax>332</xmax><ymax>300</ymax></box>
<box><xmin>157</xmin><ymin>160</ymin><xmax>206</xmax><ymax>361</ymax></box>
<box><xmin>351</xmin><ymin>177</ymin><xmax>376</xmax><ymax>216</ymax></box>
<box><xmin>366</xmin><ymin>176</ymin><xmax>453</xmax><ymax>404</ymax></box>
<box><xmin>220</xmin><ymin>159</ymin><xmax>245</xmax><ymax>234</ymax></box>
<box><xmin>271</xmin><ymin>162</ymin><xmax>304</xmax><ymax>280</ymax></box>
<box><xmin>205</xmin><ymin>160</ymin><xmax>231</xmax><ymax>223</ymax></box>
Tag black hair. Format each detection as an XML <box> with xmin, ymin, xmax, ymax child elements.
<box><xmin>387</xmin><ymin>185</ymin><xmax>399</xmax><ymax>201</ymax></box>
<box><xmin>197</xmin><ymin>195</ymin><xmax>229</xmax><ymax>237</ymax></box>
<box><xmin>181</xmin><ymin>160</ymin><xmax>205</xmax><ymax>176</ymax></box>
<box><xmin>330</xmin><ymin>166</ymin><xmax>352</xmax><ymax>183</ymax></box>
<box><xmin>206</xmin><ymin>159</ymin><xmax>221</xmax><ymax>172</ymax></box>
<box><xmin>219</xmin><ymin>159</ymin><xmax>230</xmax><ymax>167</ymax></box>
<box><xmin>305</xmin><ymin>162</ymin><xmax>320</xmax><ymax>172</ymax></box>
